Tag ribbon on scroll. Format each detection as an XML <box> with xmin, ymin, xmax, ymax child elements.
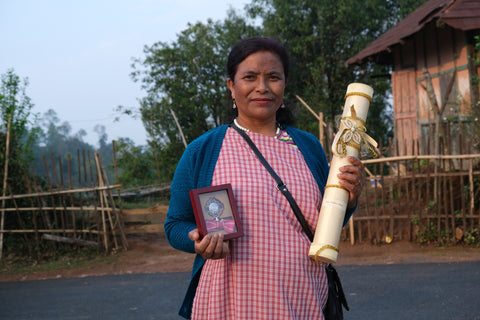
<box><xmin>309</xmin><ymin>83</ymin><xmax>378</xmax><ymax>264</ymax></box>
<box><xmin>332</xmin><ymin>105</ymin><xmax>378</xmax><ymax>158</ymax></box>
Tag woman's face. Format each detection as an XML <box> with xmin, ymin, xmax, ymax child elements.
<box><xmin>227</xmin><ymin>51</ymin><xmax>286</xmax><ymax>126</ymax></box>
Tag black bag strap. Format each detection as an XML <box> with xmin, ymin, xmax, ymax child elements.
<box><xmin>231</xmin><ymin>123</ymin><xmax>314</xmax><ymax>242</ymax></box>
<box><xmin>231</xmin><ymin>123</ymin><xmax>350</xmax><ymax>314</ymax></box>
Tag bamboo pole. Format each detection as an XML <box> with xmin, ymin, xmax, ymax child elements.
<box><xmin>409</xmin><ymin>159</ymin><xmax>416</xmax><ymax>242</ymax></box>
<box><xmin>42</xmin><ymin>155</ymin><xmax>59</xmax><ymax>234</ymax></box>
<box><xmin>149</xmin><ymin>110</ymin><xmax>162</xmax><ymax>183</ymax></box>
<box><xmin>0</xmin><ymin>206</ymin><xmax>117</xmax><ymax>212</ymax></box>
<box><xmin>403</xmin><ymin>157</ymin><xmax>409</xmax><ymax>241</ymax></box>
<box><xmin>87</xmin><ymin>150</ymin><xmax>99</xmax><ymax>243</ymax></box>
<box><xmin>10</xmin><ymin>190</ymin><xmax>32</xmax><ymax>255</ymax></box>
<box><xmin>24</xmin><ymin>173</ymin><xmax>40</xmax><ymax>252</ymax></box>
<box><xmin>98</xmin><ymin>150</ymin><xmax>127</xmax><ymax>249</ymax></box>
<box><xmin>170</xmin><ymin>109</ymin><xmax>187</xmax><ymax>148</ymax></box>
<box><xmin>374</xmin><ymin>164</ymin><xmax>380</xmax><ymax>242</ymax></box>
<box><xmin>94</xmin><ymin>153</ymin><xmax>109</xmax><ymax>251</ymax></box>
<box><xmin>295</xmin><ymin>95</ymin><xmax>328</xmax><ymax>146</ymax></box>
<box><xmin>0</xmin><ymin>116</ymin><xmax>12</xmax><ymax>260</ymax></box>
<box><xmin>448</xmin><ymin>162</ymin><xmax>455</xmax><ymax>237</ymax></box>
<box><xmin>362</xmin><ymin>154</ymin><xmax>480</xmax><ymax>164</ymax></box>
<box><xmin>83</xmin><ymin>149</ymin><xmax>88</xmax><ymax>187</ymax></box>
<box><xmin>2</xmin><ymin>229</ymin><xmax>102</xmax><ymax>234</ymax></box>
<box><xmin>363</xmin><ymin>173</ymin><xmax>370</xmax><ymax>241</ymax></box>
<box><xmin>52</xmin><ymin>153</ymin><xmax>66</xmax><ymax>234</ymax></box>
<box><xmin>469</xmin><ymin>159</ymin><xmax>474</xmax><ymax>221</ymax></box>
<box><xmin>112</xmin><ymin>141</ymin><xmax>123</xmax><ymax>212</ymax></box>
<box><xmin>77</xmin><ymin>149</ymin><xmax>82</xmax><ymax>187</ymax></box>
<box><xmin>42</xmin><ymin>234</ymin><xmax>99</xmax><ymax>247</ymax></box>
<box><xmin>67</xmin><ymin>154</ymin><xmax>77</xmax><ymax>238</ymax></box>
<box><xmin>94</xmin><ymin>152</ymin><xmax>120</xmax><ymax>250</ymax></box>
<box><xmin>30</xmin><ymin>165</ymin><xmax>53</xmax><ymax>231</ymax></box>
<box><xmin>0</xmin><ymin>185</ymin><xmax>122</xmax><ymax>200</ymax></box>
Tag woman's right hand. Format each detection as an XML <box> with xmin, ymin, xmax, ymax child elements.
<box><xmin>188</xmin><ymin>229</ymin><xmax>230</xmax><ymax>260</ymax></box>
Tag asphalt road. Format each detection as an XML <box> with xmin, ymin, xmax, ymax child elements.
<box><xmin>1</xmin><ymin>261</ymin><xmax>479</xmax><ymax>320</ymax></box>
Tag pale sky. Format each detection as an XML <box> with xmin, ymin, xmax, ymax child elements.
<box><xmin>0</xmin><ymin>0</ymin><xmax>251</xmax><ymax>146</ymax></box>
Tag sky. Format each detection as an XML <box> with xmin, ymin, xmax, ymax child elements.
<box><xmin>0</xmin><ymin>0</ymin><xmax>251</xmax><ymax>147</ymax></box>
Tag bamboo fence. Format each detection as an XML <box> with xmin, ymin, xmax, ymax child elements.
<box><xmin>0</xmin><ymin>149</ymin><xmax>128</xmax><ymax>258</ymax></box>
<box><xmin>344</xmin><ymin>154</ymin><xmax>480</xmax><ymax>244</ymax></box>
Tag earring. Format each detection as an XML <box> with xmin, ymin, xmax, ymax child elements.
<box><xmin>280</xmin><ymin>103</ymin><xmax>286</xmax><ymax>109</ymax></box>
<box><xmin>232</xmin><ymin>99</ymin><xmax>237</xmax><ymax>109</ymax></box>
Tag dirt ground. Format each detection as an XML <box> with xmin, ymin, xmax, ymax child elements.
<box><xmin>1</xmin><ymin>231</ymin><xmax>480</xmax><ymax>282</ymax></box>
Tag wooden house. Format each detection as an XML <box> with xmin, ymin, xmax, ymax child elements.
<box><xmin>346</xmin><ymin>0</ymin><xmax>480</xmax><ymax>156</ymax></box>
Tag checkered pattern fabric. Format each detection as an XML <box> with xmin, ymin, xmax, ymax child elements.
<box><xmin>192</xmin><ymin>128</ymin><xmax>327</xmax><ymax>320</ymax></box>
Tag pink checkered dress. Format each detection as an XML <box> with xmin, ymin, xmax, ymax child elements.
<box><xmin>192</xmin><ymin>128</ymin><xmax>327</xmax><ymax>320</ymax></box>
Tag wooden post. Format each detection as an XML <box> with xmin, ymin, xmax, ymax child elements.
<box><xmin>295</xmin><ymin>95</ymin><xmax>327</xmax><ymax>145</ymax></box>
<box><xmin>0</xmin><ymin>116</ymin><xmax>12</xmax><ymax>260</ymax></box>
<box><xmin>170</xmin><ymin>109</ymin><xmax>187</xmax><ymax>148</ymax></box>
<box><xmin>149</xmin><ymin>109</ymin><xmax>162</xmax><ymax>183</ymax></box>
<box><xmin>112</xmin><ymin>140</ymin><xmax>124</xmax><ymax>235</ymax></box>
<box><xmin>94</xmin><ymin>153</ymin><xmax>111</xmax><ymax>251</ymax></box>
<box><xmin>374</xmin><ymin>164</ymin><xmax>380</xmax><ymax>243</ymax></box>
<box><xmin>349</xmin><ymin>218</ymin><xmax>355</xmax><ymax>245</ymax></box>
<box><xmin>319</xmin><ymin>112</ymin><xmax>325</xmax><ymax>148</ymax></box>
<box><xmin>469</xmin><ymin>159</ymin><xmax>474</xmax><ymax>219</ymax></box>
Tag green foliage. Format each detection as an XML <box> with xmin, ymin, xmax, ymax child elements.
<box><xmin>415</xmin><ymin>221</ymin><xmax>439</xmax><ymax>245</ymax></box>
<box><xmin>134</xmin><ymin>15</ymin><xmax>259</xmax><ymax>131</ymax></box>
<box><xmin>0</xmin><ymin>70</ymin><xmax>36</xmax><ymax>198</ymax></box>
<box><xmin>0</xmin><ymin>69</ymin><xmax>40</xmax><ymax>253</ymax></box>
<box><xmin>129</xmin><ymin>11</ymin><xmax>259</xmax><ymax>180</ymax></box>
<box><xmin>124</xmin><ymin>0</ymin><xmax>432</xmax><ymax>180</ymax></box>
<box><xmin>0</xmin><ymin>245</ymin><xmax>110</xmax><ymax>274</ymax></box>
<box><xmin>469</xmin><ymin>34</ymin><xmax>480</xmax><ymax>150</ymax></box>
<box><xmin>246</xmin><ymin>0</ymin><xmax>399</xmax><ymax>142</ymax></box>
<box><xmin>114</xmin><ymin>138</ymin><xmax>157</xmax><ymax>187</ymax></box>
<box><xmin>31</xmin><ymin>109</ymin><xmax>118</xmax><ymax>188</ymax></box>
<box><xmin>0</xmin><ymin>69</ymin><xmax>39</xmax><ymax>191</ymax></box>
<box><xmin>464</xmin><ymin>228</ymin><xmax>479</xmax><ymax>247</ymax></box>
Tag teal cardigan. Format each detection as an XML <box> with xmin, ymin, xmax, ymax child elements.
<box><xmin>164</xmin><ymin>124</ymin><xmax>355</xmax><ymax>319</ymax></box>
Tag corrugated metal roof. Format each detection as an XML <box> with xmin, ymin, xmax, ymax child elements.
<box><xmin>346</xmin><ymin>0</ymin><xmax>480</xmax><ymax>65</ymax></box>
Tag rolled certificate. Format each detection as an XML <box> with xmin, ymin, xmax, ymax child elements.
<box><xmin>308</xmin><ymin>83</ymin><xmax>377</xmax><ymax>264</ymax></box>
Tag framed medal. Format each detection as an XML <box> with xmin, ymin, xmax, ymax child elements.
<box><xmin>189</xmin><ymin>184</ymin><xmax>243</xmax><ymax>240</ymax></box>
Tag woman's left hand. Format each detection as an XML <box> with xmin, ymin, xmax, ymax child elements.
<box><xmin>337</xmin><ymin>156</ymin><xmax>365</xmax><ymax>209</ymax></box>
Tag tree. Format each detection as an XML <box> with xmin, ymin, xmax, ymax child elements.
<box><xmin>130</xmin><ymin>11</ymin><xmax>259</xmax><ymax>180</ymax></box>
<box><xmin>0</xmin><ymin>69</ymin><xmax>39</xmax><ymax>255</ymax></box>
<box><xmin>0</xmin><ymin>69</ymin><xmax>38</xmax><ymax>194</ymax></box>
<box><xmin>113</xmin><ymin>138</ymin><xmax>157</xmax><ymax>188</ymax></box>
<box><xmin>470</xmin><ymin>34</ymin><xmax>480</xmax><ymax>151</ymax></box>
<box><xmin>244</xmin><ymin>0</ymin><xmax>396</xmax><ymax>144</ymax></box>
<box><xmin>126</xmin><ymin>1</ymin><xmax>430</xmax><ymax>182</ymax></box>
<box><xmin>31</xmin><ymin>109</ymin><xmax>119</xmax><ymax>189</ymax></box>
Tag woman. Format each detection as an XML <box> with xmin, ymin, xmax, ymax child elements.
<box><xmin>164</xmin><ymin>36</ymin><xmax>365</xmax><ymax>319</ymax></box>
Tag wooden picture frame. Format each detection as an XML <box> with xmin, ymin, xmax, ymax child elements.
<box><xmin>189</xmin><ymin>184</ymin><xmax>243</xmax><ymax>240</ymax></box>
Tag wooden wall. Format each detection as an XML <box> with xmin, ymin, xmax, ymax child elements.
<box><xmin>390</xmin><ymin>21</ymin><xmax>479</xmax><ymax>156</ymax></box>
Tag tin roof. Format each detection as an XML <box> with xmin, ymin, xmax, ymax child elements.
<box><xmin>346</xmin><ymin>0</ymin><xmax>480</xmax><ymax>65</ymax></box>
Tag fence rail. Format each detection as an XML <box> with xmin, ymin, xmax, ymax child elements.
<box><xmin>346</xmin><ymin>154</ymin><xmax>480</xmax><ymax>245</ymax></box>
<box><xmin>0</xmin><ymin>151</ymin><xmax>127</xmax><ymax>258</ymax></box>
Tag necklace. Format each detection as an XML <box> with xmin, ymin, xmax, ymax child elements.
<box><xmin>234</xmin><ymin>119</ymin><xmax>281</xmax><ymax>136</ymax></box>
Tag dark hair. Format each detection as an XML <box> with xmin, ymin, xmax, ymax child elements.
<box><xmin>227</xmin><ymin>36</ymin><xmax>290</xmax><ymax>82</ymax></box>
<box><xmin>227</xmin><ymin>37</ymin><xmax>295</xmax><ymax>126</ymax></box>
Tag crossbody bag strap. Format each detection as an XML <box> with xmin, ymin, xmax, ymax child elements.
<box><xmin>230</xmin><ymin>123</ymin><xmax>314</xmax><ymax>242</ymax></box>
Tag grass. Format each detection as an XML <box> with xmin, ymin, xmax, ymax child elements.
<box><xmin>117</xmin><ymin>199</ymin><xmax>169</xmax><ymax>209</ymax></box>
<box><xmin>0</xmin><ymin>247</ymin><xmax>117</xmax><ymax>275</ymax></box>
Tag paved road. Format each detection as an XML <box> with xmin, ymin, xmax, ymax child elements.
<box><xmin>1</xmin><ymin>261</ymin><xmax>479</xmax><ymax>320</ymax></box>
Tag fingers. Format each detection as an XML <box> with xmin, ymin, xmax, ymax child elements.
<box><xmin>188</xmin><ymin>228</ymin><xmax>200</xmax><ymax>241</ymax></box>
<box><xmin>337</xmin><ymin>156</ymin><xmax>365</xmax><ymax>208</ymax></box>
<box><xmin>190</xmin><ymin>230</ymin><xmax>230</xmax><ymax>260</ymax></box>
